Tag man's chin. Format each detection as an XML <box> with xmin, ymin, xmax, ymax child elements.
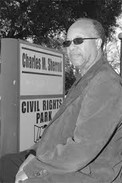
<box><xmin>70</xmin><ymin>58</ymin><xmax>84</xmax><ymax>67</ymax></box>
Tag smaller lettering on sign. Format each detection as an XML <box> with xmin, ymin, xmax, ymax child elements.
<box><xmin>22</xmin><ymin>52</ymin><xmax>62</xmax><ymax>72</ymax></box>
<box><xmin>22</xmin><ymin>53</ymin><xmax>42</xmax><ymax>70</ymax></box>
<box><xmin>48</xmin><ymin>58</ymin><xmax>62</xmax><ymax>72</ymax></box>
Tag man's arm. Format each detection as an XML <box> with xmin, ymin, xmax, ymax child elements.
<box><xmin>36</xmin><ymin>75</ymin><xmax>122</xmax><ymax>172</ymax></box>
<box><xmin>15</xmin><ymin>154</ymin><xmax>35</xmax><ymax>182</ymax></box>
<box><xmin>23</xmin><ymin>74</ymin><xmax>122</xmax><ymax>176</ymax></box>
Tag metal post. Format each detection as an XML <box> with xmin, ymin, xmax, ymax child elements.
<box><xmin>118</xmin><ymin>33</ymin><xmax>122</xmax><ymax>77</ymax></box>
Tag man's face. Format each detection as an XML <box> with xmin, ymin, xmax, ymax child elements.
<box><xmin>66</xmin><ymin>21</ymin><xmax>99</xmax><ymax>70</ymax></box>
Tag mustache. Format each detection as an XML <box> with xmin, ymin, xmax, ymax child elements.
<box><xmin>69</xmin><ymin>52</ymin><xmax>82</xmax><ymax>57</ymax></box>
<box><xmin>68</xmin><ymin>49</ymin><xmax>82</xmax><ymax>55</ymax></box>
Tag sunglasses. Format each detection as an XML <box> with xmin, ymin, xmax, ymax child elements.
<box><xmin>63</xmin><ymin>37</ymin><xmax>99</xmax><ymax>47</ymax></box>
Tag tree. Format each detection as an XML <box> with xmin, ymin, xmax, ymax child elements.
<box><xmin>1</xmin><ymin>0</ymin><xmax>122</xmax><ymax>43</ymax></box>
<box><xmin>104</xmin><ymin>14</ymin><xmax>122</xmax><ymax>74</ymax></box>
<box><xmin>105</xmin><ymin>35</ymin><xmax>120</xmax><ymax>73</ymax></box>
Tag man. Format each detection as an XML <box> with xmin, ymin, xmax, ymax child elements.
<box><xmin>1</xmin><ymin>18</ymin><xmax>122</xmax><ymax>183</ymax></box>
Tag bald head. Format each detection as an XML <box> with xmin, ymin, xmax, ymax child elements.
<box><xmin>65</xmin><ymin>18</ymin><xmax>104</xmax><ymax>75</ymax></box>
<box><xmin>68</xmin><ymin>18</ymin><xmax>105</xmax><ymax>49</ymax></box>
<box><xmin>68</xmin><ymin>19</ymin><xmax>96</xmax><ymax>37</ymax></box>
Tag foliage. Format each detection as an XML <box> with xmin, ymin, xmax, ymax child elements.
<box><xmin>64</xmin><ymin>56</ymin><xmax>76</xmax><ymax>94</ymax></box>
<box><xmin>1</xmin><ymin>0</ymin><xmax>122</xmax><ymax>42</ymax></box>
<box><xmin>65</xmin><ymin>66</ymin><xmax>76</xmax><ymax>95</ymax></box>
<box><xmin>105</xmin><ymin>37</ymin><xmax>120</xmax><ymax>74</ymax></box>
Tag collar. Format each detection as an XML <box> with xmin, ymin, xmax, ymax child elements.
<box><xmin>74</xmin><ymin>54</ymin><xmax>107</xmax><ymax>86</ymax></box>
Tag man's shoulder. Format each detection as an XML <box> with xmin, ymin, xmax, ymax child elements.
<box><xmin>98</xmin><ymin>61</ymin><xmax>119</xmax><ymax>79</ymax></box>
<box><xmin>91</xmin><ymin>61</ymin><xmax>121</xmax><ymax>87</ymax></box>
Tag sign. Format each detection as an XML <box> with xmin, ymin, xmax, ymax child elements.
<box><xmin>20</xmin><ymin>97</ymin><xmax>63</xmax><ymax>150</ymax></box>
<box><xmin>0</xmin><ymin>38</ymin><xmax>64</xmax><ymax>156</ymax></box>
<box><xmin>19</xmin><ymin>42</ymin><xmax>64</xmax><ymax>151</ymax></box>
<box><xmin>20</xmin><ymin>44</ymin><xmax>64</xmax><ymax>95</ymax></box>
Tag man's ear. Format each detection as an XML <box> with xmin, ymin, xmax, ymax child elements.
<box><xmin>96</xmin><ymin>38</ymin><xmax>102</xmax><ymax>49</ymax></box>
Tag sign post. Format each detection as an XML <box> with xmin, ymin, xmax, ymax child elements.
<box><xmin>0</xmin><ymin>38</ymin><xmax>64</xmax><ymax>156</ymax></box>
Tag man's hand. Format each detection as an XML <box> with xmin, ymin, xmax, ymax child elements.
<box><xmin>15</xmin><ymin>154</ymin><xmax>35</xmax><ymax>183</ymax></box>
<box><xmin>15</xmin><ymin>170</ymin><xmax>28</xmax><ymax>183</ymax></box>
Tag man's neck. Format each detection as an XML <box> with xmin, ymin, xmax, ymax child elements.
<box><xmin>80</xmin><ymin>50</ymin><xmax>103</xmax><ymax>76</ymax></box>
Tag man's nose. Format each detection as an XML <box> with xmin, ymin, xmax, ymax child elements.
<box><xmin>68</xmin><ymin>41</ymin><xmax>77</xmax><ymax>50</ymax></box>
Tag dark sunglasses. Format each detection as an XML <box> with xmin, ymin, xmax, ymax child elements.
<box><xmin>63</xmin><ymin>37</ymin><xmax>99</xmax><ymax>47</ymax></box>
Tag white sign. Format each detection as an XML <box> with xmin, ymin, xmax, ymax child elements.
<box><xmin>19</xmin><ymin>42</ymin><xmax>64</xmax><ymax>151</ymax></box>
<box><xmin>19</xmin><ymin>43</ymin><xmax>64</xmax><ymax>95</ymax></box>
<box><xmin>19</xmin><ymin>97</ymin><xmax>63</xmax><ymax>151</ymax></box>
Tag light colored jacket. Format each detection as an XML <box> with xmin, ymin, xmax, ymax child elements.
<box><xmin>23</xmin><ymin>56</ymin><xmax>122</xmax><ymax>182</ymax></box>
